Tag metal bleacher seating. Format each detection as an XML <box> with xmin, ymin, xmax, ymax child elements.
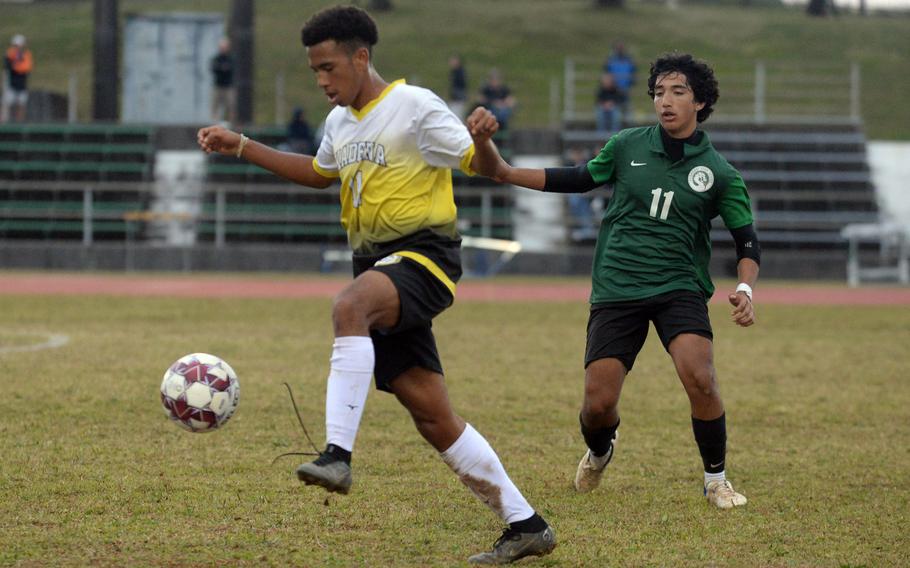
<box><xmin>0</xmin><ymin>123</ymin><xmax>155</xmax><ymax>240</ymax></box>
<box><xmin>561</xmin><ymin>122</ymin><xmax>877</xmax><ymax>251</ymax></box>
<box><xmin>200</xmin><ymin>126</ymin><xmax>516</xmax><ymax>248</ymax></box>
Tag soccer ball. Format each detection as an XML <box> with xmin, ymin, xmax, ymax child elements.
<box><xmin>160</xmin><ymin>353</ymin><xmax>240</xmax><ymax>432</ymax></box>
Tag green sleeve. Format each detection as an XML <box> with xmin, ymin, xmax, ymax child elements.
<box><xmin>718</xmin><ymin>172</ymin><xmax>754</xmax><ymax>230</ymax></box>
<box><xmin>586</xmin><ymin>135</ymin><xmax>618</xmax><ymax>186</ymax></box>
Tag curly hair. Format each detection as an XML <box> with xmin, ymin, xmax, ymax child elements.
<box><xmin>301</xmin><ymin>5</ymin><xmax>378</xmax><ymax>55</ymax></box>
<box><xmin>647</xmin><ymin>53</ymin><xmax>719</xmax><ymax>123</ymax></box>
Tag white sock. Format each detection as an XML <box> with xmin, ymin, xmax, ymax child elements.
<box><xmin>705</xmin><ymin>470</ymin><xmax>727</xmax><ymax>486</ymax></box>
<box><xmin>324</xmin><ymin>336</ymin><xmax>374</xmax><ymax>452</ymax></box>
<box><xmin>440</xmin><ymin>423</ymin><xmax>535</xmax><ymax>524</ymax></box>
<box><xmin>589</xmin><ymin>450</ymin><xmax>612</xmax><ymax>469</ymax></box>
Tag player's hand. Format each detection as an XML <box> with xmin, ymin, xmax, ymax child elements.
<box><xmin>466</xmin><ymin>106</ymin><xmax>499</xmax><ymax>143</ymax></box>
<box><xmin>197</xmin><ymin>125</ymin><xmax>241</xmax><ymax>156</ymax></box>
<box><xmin>728</xmin><ymin>291</ymin><xmax>755</xmax><ymax>327</ymax></box>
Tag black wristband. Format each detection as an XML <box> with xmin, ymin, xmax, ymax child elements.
<box><xmin>730</xmin><ymin>223</ymin><xmax>761</xmax><ymax>265</ymax></box>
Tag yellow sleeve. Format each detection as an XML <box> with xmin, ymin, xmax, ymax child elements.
<box><xmin>312</xmin><ymin>159</ymin><xmax>339</xmax><ymax>179</ymax></box>
<box><xmin>459</xmin><ymin>143</ymin><xmax>476</xmax><ymax>177</ymax></box>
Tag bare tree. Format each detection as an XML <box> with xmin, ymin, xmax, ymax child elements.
<box><xmin>93</xmin><ymin>0</ymin><xmax>119</xmax><ymax>120</ymax></box>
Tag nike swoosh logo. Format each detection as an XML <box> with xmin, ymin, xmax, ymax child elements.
<box><xmin>710</xmin><ymin>462</ymin><xmax>725</xmax><ymax>469</ymax></box>
<box><xmin>630</xmin><ymin>160</ymin><xmax>647</xmax><ymax>167</ymax></box>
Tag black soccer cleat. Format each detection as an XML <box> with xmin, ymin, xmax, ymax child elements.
<box><xmin>295</xmin><ymin>451</ymin><xmax>353</xmax><ymax>495</ymax></box>
<box><xmin>468</xmin><ymin>525</ymin><xmax>557</xmax><ymax>564</ymax></box>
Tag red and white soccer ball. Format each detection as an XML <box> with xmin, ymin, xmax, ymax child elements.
<box><xmin>160</xmin><ymin>353</ymin><xmax>240</xmax><ymax>432</ymax></box>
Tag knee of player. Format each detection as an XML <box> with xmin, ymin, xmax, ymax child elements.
<box><xmin>687</xmin><ymin>367</ymin><xmax>718</xmax><ymax>396</ymax></box>
<box><xmin>584</xmin><ymin>389</ymin><xmax>620</xmax><ymax>417</ymax></box>
<box><xmin>331</xmin><ymin>293</ymin><xmax>366</xmax><ymax>328</ymax></box>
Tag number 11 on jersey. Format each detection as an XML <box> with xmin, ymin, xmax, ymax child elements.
<box><xmin>649</xmin><ymin>188</ymin><xmax>674</xmax><ymax>220</ymax></box>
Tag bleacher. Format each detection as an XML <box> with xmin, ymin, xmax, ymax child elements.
<box><xmin>0</xmin><ymin>123</ymin><xmax>155</xmax><ymax>241</ymax></box>
<box><xmin>201</xmin><ymin>126</ymin><xmax>516</xmax><ymax>246</ymax></box>
<box><xmin>561</xmin><ymin>121</ymin><xmax>878</xmax><ymax>250</ymax></box>
<box><xmin>2</xmin><ymin>118</ymin><xmax>877</xmax><ymax>279</ymax></box>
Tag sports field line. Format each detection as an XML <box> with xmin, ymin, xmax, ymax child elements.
<box><xmin>1</xmin><ymin>271</ymin><xmax>909</xmax><ymax>305</ymax></box>
<box><xmin>0</xmin><ymin>332</ymin><xmax>69</xmax><ymax>354</ymax></box>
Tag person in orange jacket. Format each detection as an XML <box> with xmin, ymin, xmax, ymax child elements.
<box><xmin>2</xmin><ymin>34</ymin><xmax>33</xmax><ymax>123</ymax></box>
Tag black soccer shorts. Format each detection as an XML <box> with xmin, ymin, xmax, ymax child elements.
<box><xmin>584</xmin><ymin>289</ymin><xmax>713</xmax><ymax>372</ymax></box>
<box><xmin>351</xmin><ymin>230</ymin><xmax>462</xmax><ymax>392</ymax></box>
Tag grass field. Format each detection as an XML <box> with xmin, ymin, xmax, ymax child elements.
<box><xmin>0</xmin><ymin>277</ymin><xmax>908</xmax><ymax>566</ymax></box>
<box><xmin>1</xmin><ymin>0</ymin><xmax>909</xmax><ymax>139</ymax></box>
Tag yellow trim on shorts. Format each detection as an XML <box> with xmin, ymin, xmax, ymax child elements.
<box><xmin>395</xmin><ymin>250</ymin><xmax>456</xmax><ymax>297</ymax></box>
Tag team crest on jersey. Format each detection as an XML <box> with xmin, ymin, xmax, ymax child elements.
<box><xmin>374</xmin><ymin>254</ymin><xmax>402</xmax><ymax>267</ymax></box>
<box><xmin>687</xmin><ymin>166</ymin><xmax>714</xmax><ymax>193</ymax></box>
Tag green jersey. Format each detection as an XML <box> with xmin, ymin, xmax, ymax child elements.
<box><xmin>586</xmin><ymin>125</ymin><xmax>753</xmax><ymax>303</ymax></box>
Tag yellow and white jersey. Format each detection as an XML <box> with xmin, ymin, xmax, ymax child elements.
<box><xmin>312</xmin><ymin>79</ymin><xmax>476</xmax><ymax>253</ymax></box>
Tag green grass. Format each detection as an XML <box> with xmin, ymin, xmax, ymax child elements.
<box><xmin>0</xmin><ymin>279</ymin><xmax>908</xmax><ymax>566</ymax></box>
<box><xmin>1</xmin><ymin>0</ymin><xmax>908</xmax><ymax>138</ymax></box>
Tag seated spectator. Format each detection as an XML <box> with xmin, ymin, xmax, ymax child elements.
<box><xmin>566</xmin><ymin>147</ymin><xmax>601</xmax><ymax>242</ymax></box>
<box><xmin>284</xmin><ymin>106</ymin><xmax>315</xmax><ymax>155</ymax></box>
<box><xmin>603</xmin><ymin>41</ymin><xmax>636</xmax><ymax>120</ymax></box>
<box><xmin>447</xmin><ymin>54</ymin><xmax>467</xmax><ymax>120</ymax></box>
<box><xmin>478</xmin><ymin>68</ymin><xmax>516</xmax><ymax>130</ymax></box>
<box><xmin>594</xmin><ymin>72</ymin><xmax>625</xmax><ymax>133</ymax></box>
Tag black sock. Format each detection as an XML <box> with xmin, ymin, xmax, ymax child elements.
<box><xmin>325</xmin><ymin>443</ymin><xmax>352</xmax><ymax>465</ymax></box>
<box><xmin>580</xmin><ymin>414</ymin><xmax>619</xmax><ymax>458</ymax></box>
<box><xmin>509</xmin><ymin>512</ymin><xmax>547</xmax><ymax>533</ymax></box>
<box><xmin>692</xmin><ymin>413</ymin><xmax>726</xmax><ymax>474</ymax></box>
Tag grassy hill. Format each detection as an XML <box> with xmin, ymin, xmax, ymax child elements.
<box><xmin>2</xmin><ymin>0</ymin><xmax>908</xmax><ymax>139</ymax></box>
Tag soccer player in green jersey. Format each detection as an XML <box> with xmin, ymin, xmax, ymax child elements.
<box><xmin>198</xmin><ymin>5</ymin><xmax>554</xmax><ymax>563</ymax></box>
<box><xmin>475</xmin><ymin>52</ymin><xmax>760</xmax><ymax>509</ymax></box>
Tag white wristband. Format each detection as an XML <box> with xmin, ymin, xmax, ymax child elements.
<box><xmin>236</xmin><ymin>133</ymin><xmax>249</xmax><ymax>158</ymax></box>
<box><xmin>735</xmin><ymin>282</ymin><xmax>753</xmax><ymax>301</ymax></box>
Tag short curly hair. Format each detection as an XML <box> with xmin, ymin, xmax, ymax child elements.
<box><xmin>301</xmin><ymin>5</ymin><xmax>378</xmax><ymax>55</ymax></box>
<box><xmin>647</xmin><ymin>53</ymin><xmax>719</xmax><ymax>123</ymax></box>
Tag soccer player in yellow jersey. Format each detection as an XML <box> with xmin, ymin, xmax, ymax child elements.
<box><xmin>197</xmin><ymin>5</ymin><xmax>554</xmax><ymax>564</ymax></box>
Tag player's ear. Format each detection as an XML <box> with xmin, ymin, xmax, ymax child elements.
<box><xmin>353</xmin><ymin>46</ymin><xmax>370</xmax><ymax>72</ymax></box>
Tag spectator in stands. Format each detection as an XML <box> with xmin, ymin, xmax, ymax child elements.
<box><xmin>603</xmin><ymin>41</ymin><xmax>636</xmax><ymax>121</ymax></box>
<box><xmin>478</xmin><ymin>68</ymin><xmax>516</xmax><ymax>130</ymax></box>
<box><xmin>2</xmin><ymin>34</ymin><xmax>33</xmax><ymax>124</ymax></box>
<box><xmin>210</xmin><ymin>37</ymin><xmax>236</xmax><ymax>124</ymax></box>
<box><xmin>447</xmin><ymin>54</ymin><xmax>467</xmax><ymax>120</ymax></box>
<box><xmin>594</xmin><ymin>71</ymin><xmax>624</xmax><ymax>133</ymax></box>
<box><xmin>196</xmin><ymin>5</ymin><xmax>555</xmax><ymax>564</ymax></box>
<box><xmin>474</xmin><ymin>51</ymin><xmax>761</xmax><ymax>512</ymax></box>
<box><xmin>566</xmin><ymin>146</ymin><xmax>599</xmax><ymax>242</ymax></box>
<box><xmin>284</xmin><ymin>106</ymin><xmax>315</xmax><ymax>155</ymax></box>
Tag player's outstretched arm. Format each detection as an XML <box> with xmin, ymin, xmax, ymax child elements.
<box><xmin>465</xmin><ymin>107</ymin><xmax>506</xmax><ymax>178</ymax></box>
<box><xmin>197</xmin><ymin>125</ymin><xmax>332</xmax><ymax>189</ymax></box>
<box><xmin>465</xmin><ymin>107</ymin><xmax>545</xmax><ymax>189</ymax></box>
<box><xmin>729</xmin><ymin>258</ymin><xmax>759</xmax><ymax>327</ymax></box>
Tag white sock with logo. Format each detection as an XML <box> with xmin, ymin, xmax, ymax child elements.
<box><xmin>440</xmin><ymin>423</ymin><xmax>535</xmax><ymax>524</ymax></box>
<box><xmin>704</xmin><ymin>470</ymin><xmax>727</xmax><ymax>486</ymax></box>
<box><xmin>324</xmin><ymin>336</ymin><xmax>374</xmax><ymax>452</ymax></box>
